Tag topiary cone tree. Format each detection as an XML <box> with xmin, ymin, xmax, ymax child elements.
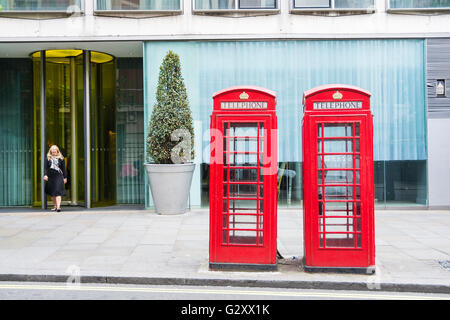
<box><xmin>146</xmin><ymin>51</ymin><xmax>194</xmax><ymax>164</ymax></box>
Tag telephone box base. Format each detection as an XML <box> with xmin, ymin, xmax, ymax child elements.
<box><xmin>209</xmin><ymin>263</ymin><xmax>278</xmax><ymax>272</ymax></box>
<box><xmin>304</xmin><ymin>265</ymin><xmax>376</xmax><ymax>275</ymax></box>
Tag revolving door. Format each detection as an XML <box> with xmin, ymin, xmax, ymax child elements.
<box><xmin>32</xmin><ymin>50</ymin><xmax>117</xmax><ymax>208</ymax></box>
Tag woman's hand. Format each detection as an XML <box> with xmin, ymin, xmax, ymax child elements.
<box><xmin>43</xmin><ymin>175</ymin><xmax>48</xmax><ymax>181</ymax></box>
<box><xmin>64</xmin><ymin>178</ymin><xmax>67</xmax><ymax>184</ymax></box>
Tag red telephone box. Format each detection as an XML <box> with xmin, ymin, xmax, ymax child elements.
<box><xmin>209</xmin><ymin>86</ymin><xmax>278</xmax><ymax>271</ymax></box>
<box><xmin>302</xmin><ymin>84</ymin><xmax>375</xmax><ymax>274</ymax></box>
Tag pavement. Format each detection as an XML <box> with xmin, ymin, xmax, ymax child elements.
<box><xmin>0</xmin><ymin>206</ymin><xmax>449</xmax><ymax>295</ymax></box>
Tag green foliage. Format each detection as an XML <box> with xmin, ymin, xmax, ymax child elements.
<box><xmin>146</xmin><ymin>51</ymin><xmax>194</xmax><ymax>164</ymax></box>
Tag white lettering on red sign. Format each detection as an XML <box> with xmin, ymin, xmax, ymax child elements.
<box><xmin>313</xmin><ymin>101</ymin><xmax>363</xmax><ymax>110</ymax></box>
<box><xmin>221</xmin><ymin>101</ymin><xmax>268</xmax><ymax>109</ymax></box>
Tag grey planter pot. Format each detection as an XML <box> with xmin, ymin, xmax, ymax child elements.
<box><xmin>144</xmin><ymin>163</ymin><xmax>195</xmax><ymax>215</ymax></box>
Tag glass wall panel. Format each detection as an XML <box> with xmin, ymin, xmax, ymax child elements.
<box><xmin>0</xmin><ymin>59</ymin><xmax>33</xmax><ymax>206</ymax></box>
<box><xmin>144</xmin><ymin>39</ymin><xmax>427</xmax><ymax>208</ymax></box>
<box><xmin>0</xmin><ymin>0</ymin><xmax>82</xmax><ymax>11</ymax></box>
<box><xmin>96</xmin><ymin>0</ymin><xmax>180</xmax><ymax>10</ymax></box>
<box><xmin>390</xmin><ymin>0</ymin><xmax>450</xmax><ymax>9</ymax></box>
<box><xmin>90</xmin><ymin>59</ymin><xmax>117</xmax><ymax>207</ymax></box>
<box><xmin>116</xmin><ymin>58</ymin><xmax>145</xmax><ymax>204</ymax></box>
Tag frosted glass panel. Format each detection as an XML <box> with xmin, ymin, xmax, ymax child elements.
<box><xmin>144</xmin><ymin>39</ymin><xmax>426</xmax><ymax>164</ymax></box>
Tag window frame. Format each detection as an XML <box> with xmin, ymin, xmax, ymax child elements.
<box><xmin>93</xmin><ymin>0</ymin><xmax>183</xmax><ymax>16</ymax></box>
<box><xmin>192</xmin><ymin>0</ymin><xmax>280</xmax><ymax>14</ymax></box>
<box><xmin>386</xmin><ymin>0</ymin><xmax>450</xmax><ymax>13</ymax></box>
<box><xmin>290</xmin><ymin>0</ymin><xmax>376</xmax><ymax>13</ymax></box>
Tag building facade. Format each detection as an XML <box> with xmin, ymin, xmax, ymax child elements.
<box><xmin>0</xmin><ymin>0</ymin><xmax>449</xmax><ymax>209</ymax></box>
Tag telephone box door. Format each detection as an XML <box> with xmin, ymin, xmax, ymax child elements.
<box><xmin>211</xmin><ymin>116</ymin><xmax>276</xmax><ymax>266</ymax></box>
<box><xmin>209</xmin><ymin>86</ymin><xmax>277</xmax><ymax>270</ymax></box>
<box><xmin>305</xmin><ymin>116</ymin><xmax>373</xmax><ymax>267</ymax></box>
<box><xmin>302</xmin><ymin>85</ymin><xmax>375</xmax><ymax>273</ymax></box>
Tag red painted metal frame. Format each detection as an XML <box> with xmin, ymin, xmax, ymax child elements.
<box><xmin>302</xmin><ymin>84</ymin><xmax>375</xmax><ymax>270</ymax></box>
<box><xmin>209</xmin><ymin>86</ymin><xmax>277</xmax><ymax>267</ymax></box>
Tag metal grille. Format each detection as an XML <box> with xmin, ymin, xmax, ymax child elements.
<box><xmin>317</xmin><ymin>122</ymin><xmax>362</xmax><ymax>249</ymax></box>
<box><xmin>222</xmin><ymin>122</ymin><xmax>264</xmax><ymax>246</ymax></box>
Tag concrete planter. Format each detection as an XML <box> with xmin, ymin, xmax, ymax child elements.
<box><xmin>144</xmin><ymin>163</ymin><xmax>195</xmax><ymax>215</ymax></box>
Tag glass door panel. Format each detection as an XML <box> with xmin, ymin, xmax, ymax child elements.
<box><xmin>34</xmin><ymin>56</ymin><xmax>85</xmax><ymax>207</ymax></box>
<box><xmin>222</xmin><ymin>122</ymin><xmax>264</xmax><ymax>246</ymax></box>
<box><xmin>90</xmin><ymin>59</ymin><xmax>117</xmax><ymax>207</ymax></box>
<box><xmin>317</xmin><ymin>122</ymin><xmax>361</xmax><ymax>249</ymax></box>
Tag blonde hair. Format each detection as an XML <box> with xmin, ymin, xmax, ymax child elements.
<box><xmin>47</xmin><ymin>145</ymin><xmax>64</xmax><ymax>160</ymax></box>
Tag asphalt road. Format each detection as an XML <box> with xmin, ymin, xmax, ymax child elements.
<box><xmin>0</xmin><ymin>282</ymin><xmax>449</xmax><ymax>301</ymax></box>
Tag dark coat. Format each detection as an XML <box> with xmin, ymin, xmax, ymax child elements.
<box><xmin>44</xmin><ymin>157</ymin><xmax>67</xmax><ymax>197</ymax></box>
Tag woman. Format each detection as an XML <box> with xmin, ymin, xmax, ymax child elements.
<box><xmin>43</xmin><ymin>145</ymin><xmax>67</xmax><ymax>212</ymax></box>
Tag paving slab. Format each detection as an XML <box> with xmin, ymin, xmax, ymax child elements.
<box><xmin>0</xmin><ymin>208</ymin><xmax>449</xmax><ymax>294</ymax></box>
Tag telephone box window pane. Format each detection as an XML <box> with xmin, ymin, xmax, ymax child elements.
<box><xmin>229</xmin><ymin>184</ymin><xmax>258</xmax><ymax>198</ymax></box>
<box><xmin>325</xmin><ymin>233</ymin><xmax>355</xmax><ymax>248</ymax></box>
<box><xmin>323</xmin><ymin>123</ymin><xmax>353</xmax><ymax>137</ymax></box>
<box><xmin>355</xmin><ymin>139</ymin><xmax>360</xmax><ymax>153</ymax></box>
<box><xmin>222</xmin><ymin>215</ymin><xmax>228</xmax><ymax>228</ymax></box>
<box><xmin>319</xmin><ymin>154</ymin><xmax>356</xmax><ymax>169</ymax></box>
<box><xmin>229</xmin><ymin>214</ymin><xmax>258</xmax><ymax>229</ymax></box>
<box><xmin>227</xmin><ymin>153</ymin><xmax>259</xmax><ymax>166</ymax></box>
<box><xmin>324</xmin><ymin>186</ymin><xmax>354</xmax><ymax>200</ymax></box>
<box><xmin>323</xmin><ymin>139</ymin><xmax>353</xmax><ymax>153</ymax></box>
<box><xmin>356</xmin><ymin>218</ymin><xmax>361</xmax><ymax>232</ymax></box>
<box><xmin>223</xmin><ymin>185</ymin><xmax>228</xmax><ymax>197</ymax></box>
<box><xmin>239</xmin><ymin>0</ymin><xmax>276</xmax><ymax>9</ymax></box>
<box><xmin>324</xmin><ymin>201</ymin><xmax>354</xmax><ymax>217</ymax></box>
<box><xmin>319</xmin><ymin>170</ymin><xmax>354</xmax><ymax>184</ymax></box>
<box><xmin>227</xmin><ymin>168</ymin><xmax>259</xmax><ymax>182</ymax></box>
<box><xmin>227</xmin><ymin>199</ymin><xmax>263</xmax><ymax>213</ymax></box>
<box><xmin>226</xmin><ymin>138</ymin><xmax>259</xmax><ymax>152</ymax></box>
<box><xmin>228</xmin><ymin>199</ymin><xmax>258</xmax><ymax>213</ymax></box>
<box><xmin>227</xmin><ymin>122</ymin><xmax>259</xmax><ymax>137</ymax></box>
<box><xmin>324</xmin><ymin>217</ymin><xmax>355</xmax><ymax>233</ymax></box>
<box><xmin>229</xmin><ymin>230</ymin><xmax>259</xmax><ymax>245</ymax></box>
